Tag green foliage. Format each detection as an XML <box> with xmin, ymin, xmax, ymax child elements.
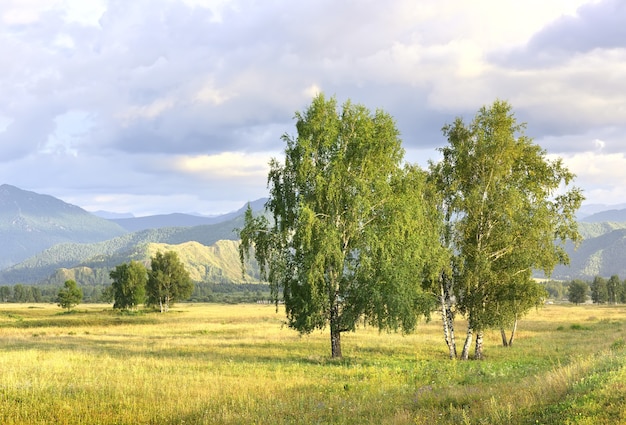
<box><xmin>56</xmin><ymin>279</ymin><xmax>83</xmax><ymax>311</ymax></box>
<box><xmin>543</xmin><ymin>280</ymin><xmax>569</xmax><ymax>300</ymax></box>
<box><xmin>109</xmin><ymin>261</ymin><xmax>147</xmax><ymax>310</ymax></box>
<box><xmin>146</xmin><ymin>251</ymin><xmax>193</xmax><ymax>312</ymax></box>
<box><xmin>620</xmin><ymin>279</ymin><xmax>626</xmax><ymax>303</ymax></box>
<box><xmin>189</xmin><ymin>282</ymin><xmax>271</xmax><ymax>303</ymax></box>
<box><xmin>607</xmin><ymin>274</ymin><xmax>621</xmax><ymax>304</ymax></box>
<box><xmin>568</xmin><ymin>279</ymin><xmax>589</xmax><ymax>305</ymax></box>
<box><xmin>240</xmin><ymin>94</ymin><xmax>441</xmax><ymax>358</ymax></box>
<box><xmin>590</xmin><ymin>275</ymin><xmax>608</xmax><ymax>304</ymax></box>
<box><xmin>430</xmin><ymin>100</ymin><xmax>583</xmax><ymax>359</ymax></box>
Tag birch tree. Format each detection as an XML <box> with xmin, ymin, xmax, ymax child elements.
<box><xmin>110</xmin><ymin>261</ymin><xmax>147</xmax><ymax>310</ymax></box>
<box><xmin>239</xmin><ymin>94</ymin><xmax>441</xmax><ymax>358</ymax></box>
<box><xmin>146</xmin><ymin>251</ymin><xmax>193</xmax><ymax>312</ymax></box>
<box><xmin>430</xmin><ymin>100</ymin><xmax>583</xmax><ymax>359</ymax></box>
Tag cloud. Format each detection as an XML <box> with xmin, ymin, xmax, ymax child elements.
<box><xmin>0</xmin><ymin>0</ymin><xmax>624</xmax><ymax>213</ymax></box>
<box><xmin>526</xmin><ymin>0</ymin><xmax>626</xmax><ymax>56</ymax></box>
<box><xmin>556</xmin><ymin>149</ymin><xmax>626</xmax><ymax>205</ymax></box>
<box><xmin>169</xmin><ymin>152</ymin><xmax>273</xmax><ymax>180</ymax></box>
<box><xmin>494</xmin><ymin>0</ymin><xmax>626</xmax><ymax>68</ymax></box>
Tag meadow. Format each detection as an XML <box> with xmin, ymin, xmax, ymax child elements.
<box><xmin>1</xmin><ymin>303</ymin><xmax>625</xmax><ymax>424</ymax></box>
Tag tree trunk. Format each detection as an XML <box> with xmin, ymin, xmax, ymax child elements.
<box><xmin>440</xmin><ymin>276</ymin><xmax>457</xmax><ymax>359</ymax></box>
<box><xmin>500</xmin><ymin>328</ymin><xmax>509</xmax><ymax>347</ymax></box>
<box><xmin>330</xmin><ymin>299</ymin><xmax>342</xmax><ymax>358</ymax></box>
<box><xmin>461</xmin><ymin>327</ymin><xmax>473</xmax><ymax>360</ymax></box>
<box><xmin>331</xmin><ymin>328</ymin><xmax>342</xmax><ymax>359</ymax></box>
<box><xmin>474</xmin><ymin>330</ymin><xmax>484</xmax><ymax>360</ymax></box>
<box><xmin>508</xmin><ymin>316</ymin><xmax>518</xmax><ymax>347</ymax></box>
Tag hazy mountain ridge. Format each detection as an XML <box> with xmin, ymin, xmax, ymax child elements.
<box><xmin>0</xmin><ymin>213</ymin><xmax>255</xmax><ymax>285</ymax></box>
<box><xmin>579</xmin><ymin>208</ymin><xmax>626</xmax><ymax>224</ymax></box>
<box><xmin>0</xmin><ymin>184</ymin><xmax>268</xmax><ymax>285</ymax></box>
<box><xmin>0</xmin><ymin>184</ymin><xmax>127</xmax><ymax>268</ymax></box>
<box><xmin>109</xmin><ymin>198</ymin><xmax>267</xmax><ymax>232</ymax></box>
<box><xmin>3</xmin><ymin>184</ymin><xmax>626</xmax><ymax>285</ymax></box>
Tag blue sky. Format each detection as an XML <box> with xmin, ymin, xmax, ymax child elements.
<box><xmin>1</xmin><ymin>0</ymin><xmax>624</xmax><ymax>216</ymax></box>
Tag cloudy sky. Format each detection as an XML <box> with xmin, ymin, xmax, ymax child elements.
<box><xmin>1</xmin><ymin>0</ymin><xmax>624</xmax><ymax>216</ymax></box>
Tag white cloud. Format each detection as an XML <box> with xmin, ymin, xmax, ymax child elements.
<box><xmin>170</xmin><ymin>151</ymin><xmax>273</xmax><ymax>179</ymax></box>
<box><xmin>194</xmin><ymin>79</ymin><xmax>233</xmax><ymax>105</ymax></box>
<box><xmin>120</xmin><ymin>98</ymin><xmax>177</xmax><ymax>123</ymax></box>
<box><xmin>593</xmin><ymin>139</ymin><xmax>605</xmax><ymax>150</ymax></box>
<box><xmin>554</xmin><ymin>149</ymin><xmax>626</xmax><ymax>205</ymax></box>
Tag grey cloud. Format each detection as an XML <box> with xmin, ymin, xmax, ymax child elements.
<box><xmin>529</xmin><ymin>0</ymin><xmax>626</xmax><ymax>54</ymax></box>
<box><xmin>494</xmin><ymin>0</ymin><xmax>626</xmax><ymax>68</ymax></box>
<box><xmin>2</xmin><ymin>0</ymin><xmax>441</xmax><ymax>163</ymax></box>
<box><xmin>4</xmin><ymin>0</ymin><xmax>625</xmax><ymax>212</ymax></box>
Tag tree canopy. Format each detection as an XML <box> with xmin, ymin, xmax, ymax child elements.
<box><xmin>146</xmin><ymin>251</ymin><xmax>193</xmax><ymax>312</ymax></box>
<box><xmin>239</xmin><ymin>94</ymin><xmax>442</xmax><ymax>358</ymax></box>
<box><xmin>57</xmin><ymin>279</ymin><xmax>83</xmax><ymax>311</ymax></box>
<box><xmin>569</xmin><ymin>280</ymin><xmax>589</xmax><ymax>305</ymax></box>
<box><xmin>110</xmin><ymin>261</ymin><xmax>147</xmax><ymax>310</ymax></box>
<box><xmin>429</xmin><ymin>100</ymin><xmax>583</xmax><ymax>359</ymax></box>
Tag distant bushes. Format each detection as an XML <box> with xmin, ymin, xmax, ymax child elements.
<box><xmin>0</xmin><ymin>281</ymin><xmax>271</xmax><ymax>305</ymax></box>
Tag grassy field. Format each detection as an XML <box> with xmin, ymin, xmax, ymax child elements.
<box><xmin>1</xmin><ymin>303</ymin><xmax>625</xmax><ymax>424</ymax></box>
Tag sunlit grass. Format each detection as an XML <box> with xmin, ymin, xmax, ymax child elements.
<box><xmin>0</xmin><ymin>303</ymin><xmax>625</xmax><ymax>424</ymax></box>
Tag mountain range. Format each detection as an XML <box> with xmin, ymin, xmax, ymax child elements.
<box><xmin>1</xmin><ymin>183</ymin><xmax>626</xmax><ymax>287</ymax></box>
<box><xmin>0</xmin><ymin>184</ymin><xmax>127</xmax><ymax>269</ymax></box>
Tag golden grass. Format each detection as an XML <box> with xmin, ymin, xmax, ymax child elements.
<box><xmin>0</xmin><ymin>303</ymin><xmax>625</xmax><ymax>424</ymax></box>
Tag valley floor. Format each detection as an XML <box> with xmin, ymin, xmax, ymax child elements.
<box><xmin>0</xmin><ymin>303</ymin><xmax>625</xmax><ymax>424</ymax></box>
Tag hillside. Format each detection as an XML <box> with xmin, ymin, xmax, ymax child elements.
<box><xmin>550</xmin><ymin>227</ymin><xmax>626</xmax><ymax>280</ymax></box>
<box><xmin>541</xmin><ymin>221</ymin><xmax>626</xmax><ymax>280</ymax></box>
<box><xmin>0</xmin><ymin>184</ymin><xmax>127</xmax><ymax>268</ymax></box>
<box><xmin>0</xmin><ymin>213</ymin><xmax>251</xmax><ymax>285</ymax></box>
<box><xmin>39</xmin><ymin>239</ymin><xmax>260</xmax><ymax>287</ymax></box>
<box><xmin>577</xmin><ymin>221</ymin><xmax>626</xmax><ymax>239</ymax></box>
<box><xmin>4</xmin><ymin>183</ymin><xmax>626</xmax><ymax>284</ymax></box>
<box><xmin>144</xmin><ymin>240</ymin><xmax>258</xmax><ymax>283</ymax></box>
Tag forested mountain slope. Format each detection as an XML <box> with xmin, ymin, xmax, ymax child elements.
<box><xmin>549</xmin><ymin>222</ymin><xmax>626</xmax><ymax>280</ymax></box>
<box><xmin>38</xmin><ymin>240</ymin><xmax>260</xmax><ymax>287</ymax></box>
<box><xmin>0</xmin><ymin>214</ymin><xmax>249</xmax><ymax>284</ymax></box>
<box><xmin>0</xmin><ymin>184</ymin><xmax>127</xmax><ymax>268</ymax></box>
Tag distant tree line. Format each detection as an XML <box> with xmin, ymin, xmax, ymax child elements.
<box><xmin>0</xmin><ymin>283</ymin><xmax>110</xmax><ymax>304</ymax></box>
<box><xmin>541</xmin><ymin>276</ymin><xmax>626</xmax><ymax>305</ymax></box>
<box><xmin>0</xmin><ymin>281</ymin><xmax>270</xmax><ymax>305</ymax></box>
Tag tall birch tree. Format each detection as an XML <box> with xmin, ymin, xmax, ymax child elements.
<box><xmin>430</xmin><ymin>100</ymin><xmax>583</xmax><ymax>360</ymax></box>
<box><xmin>239</xmin><ymin>94</ymin><xmax>441</xmax><ymax>358</ymax></box>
